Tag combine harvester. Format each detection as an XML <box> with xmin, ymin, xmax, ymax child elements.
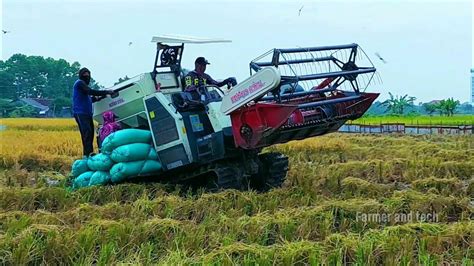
<box><xmin>92</xmin><ymin>35</ymin><xmax>379</xmax><ymax>191</ymax></box>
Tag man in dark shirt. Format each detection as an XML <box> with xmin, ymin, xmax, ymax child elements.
<box><xmin>72</xmin><ymin>67</ymin><xmax>114</xmax><ymax>157</ymax></box>
<box><xmin>184</xmin><ymin>57</ymin><xmax>237</xmax><ymax>93</ymax></box>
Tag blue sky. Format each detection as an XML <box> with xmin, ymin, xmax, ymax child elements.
<box><xmin>1</xmin><ymin>0</ymin><xmax>473</xmax><ymax>102</ymax></box>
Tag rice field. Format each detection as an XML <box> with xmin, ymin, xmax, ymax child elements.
<box><xmin>353</xmin><ymin>115</ymin><xmax>474</xmax><ymax>126</ymax></box>
<box><xmin>0</xmin><ymin>118</ymin><xmax>473</xmax><ymax>265</ymax></box>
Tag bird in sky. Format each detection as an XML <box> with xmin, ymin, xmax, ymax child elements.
<box><xmin>298</xmin><ymin>5</ymin><xmax>304</xmax><ymax>16</ymax></box>
<box><xmin>2</xmin><ymin>30</ymin><xmax>10</xmax><ymax>34</ymax></box>
<box><xmin>128</xmin><ymin>42</ymin><xmax>133</xmax><ymax>46</ymax></box>
<box><xmin>375</xmin><ymin>52</ymin><xmax>387</xmax><ymax>64</ymax></box>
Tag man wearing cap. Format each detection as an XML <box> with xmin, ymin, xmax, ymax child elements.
<box><xmin>72</xmin><ymin>67</ymin><xmax>114</xmax><ymax>157</ymax></box>
<box><xmin>184</xmin><ymin>57</ymin><xmax>237</xmax><ymax>92</ymax></box>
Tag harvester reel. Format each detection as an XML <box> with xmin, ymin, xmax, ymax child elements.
<box><xmin>342</xmin><ymin>61</ymin><xmax>359</xmax><ymax>81</ymax></box>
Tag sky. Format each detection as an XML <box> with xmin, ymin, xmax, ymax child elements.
<box><xmin>1</xmin><ymin>0</ymin><xmax>473</xmax><ymax>103</ymax></box>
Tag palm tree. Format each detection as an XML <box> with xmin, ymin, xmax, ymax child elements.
<box><xmin>380</xmin><ymin>93</ymin><xmax>416</xmax><ymax>115</ymax></box>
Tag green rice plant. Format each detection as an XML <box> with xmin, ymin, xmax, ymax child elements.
<box><xmin>0</xmin><ymin>221</ymin><xmax>471</xmax><ymax>264</ymax></box>
<box><xmin>0</xmin><ymin>211</ymin><xmax>32</xmax><ymax>236</ymax></box>
<box><xmin>201</xmin><ymin>242</ymin><xmax>273</xmax><ymax>266</ymax></box>
<box><xmin>97</xmin><ymin>241</ymin><xmax>117</xmax><ymax>265</ymax></box>
<box><xmin>417</xmin><ymin>238</ymin><xmax>439</xmax><ymax>265</ymax></box>
<box><xmin>341</xmin><ymin>177</ymin><xmax>393</xmax><ymax>197</ymax></box>
<box><xmin>412</xmin><ymin>177</ymin><xmax>464</xmax><ymax>195</ymax></box>
<box><xmin>383</xmin><ymin>190</ymin><xmax>471</xmax><ymax>222</ymax></box>
<box><xmin>73</xmin><ymin>226</ymin><xmax>98</xmax><ymax>263</ymax></box>
<box><xmin>467</xmin><ymin>179</ymin><xmax>474</xmax><ymax>197</ymax></box>
<box><xmin>155</xmin><ymin>247</ymin><xmax>197</xmax><ymax>266</ymax></box>
<box><xmin>462</xmin><ymin>257</ymin><xmax>474</xmax><ymax>266</ymax></box>
<box><xmin>273</xmin><ymin>241</ymin><xmax>324</xmax><ymax>265</ymax></box>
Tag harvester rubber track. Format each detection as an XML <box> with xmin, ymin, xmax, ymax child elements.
<box><xmin>210</xmin><ymin>165</ymin><xmax>244</xmax><ymax>190</ymax></box>
<box><xmin>250</xmin><ymin>152</ymin><xmax>289</xmax><ymax>191</ymax></box>
<box><xmin>167</xmin><ymin>153</ymin><xmax>289</xmax><ymax>192</ymax></box>
<box><xmin>169</xmin><ymin>161</ymin><xmax>245</xmax><ymax>191</ymax></box>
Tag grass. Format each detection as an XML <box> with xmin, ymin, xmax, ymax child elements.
<box><xmin>352</xmin><ymin>114</ymin><xmax>474</xmax><ymax>126</ymax></box>
<box><xmin>0</xmin><ymin>118</ymin><xmax>472</xmax><ymax>264</ymax></box>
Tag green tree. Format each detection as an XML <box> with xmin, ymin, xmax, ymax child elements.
<box><xmin>380</xmin><ymin>93</ymin><xmax>416</xmax><ymax>115</ymax></box>
<box><xmin>42</xmin><ymin>58</ymin><xmax>80</xmax><ymax>99</ymax></box>
<box><xmin>52</xmin><ymin>97</ymin><xmax>72</xmax><ymax>115</ymax></box>
<box><xmin>0</xmin><ymin>54</ymin><xmax>43</xmax><ymax>98</ymax></box>
<box><xmin>422</xmin><ymin>102</ymin><xmax>438</xmax><ymax>116</ymax></box>
<box><xmin>438</xmin><ymin>98</ymin><xmax>460</xmax><ymax>116</ymax></box>
<box><xmin>0</xmin><ymin>54</ymin><xmax>109</xmax><ymax>117</ymax></box>
<box><xmin>114</xmin><ymin>75</ymin><xmax>131</xmax><ymax>85</ymax></box>
<box><xmin>0</xmin><ymin>54</ymin><xmax>82</xmax><ymax>100</ymax></box>
<box><xmin>457</xmin><ymin>102</ymin><xmax>473</xmax><ymax>114</ymax></box>
<box><xmin>0</xmin><ymin>61</ymin><xmax>17</xmax><ymax>99</ymax></box>
<box><xmin>0</xmin><ymin>99</ymin><xmax>18</xmax><ymax>117</ymax></box>
<box><xmin>9</xmin><ymin>105</ymin><xmax>37</xmax><ymax>118</ymax></box>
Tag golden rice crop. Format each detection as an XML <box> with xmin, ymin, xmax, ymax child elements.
<box><xmin>0</xmin><ymin>130</ymin><xmax>82</xmax><ymax>171</ymax></box>
<box><xmin>0</xmin><ymin>118</ymin><xmax>79</xmax><ymax>131</ymax></box>
<box><xmin>0</xmin><ymin>118</ymin><xmax>472</xmax><ymax>264</ymax></box>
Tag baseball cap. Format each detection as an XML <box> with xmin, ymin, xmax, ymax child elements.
<box><xmin>195</xmin><ymin>57</ymin><xmax>210</xmax><ymax>65</ymax></box>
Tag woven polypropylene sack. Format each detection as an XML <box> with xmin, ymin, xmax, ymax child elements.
<box><xmin>73</xmin><ymin>171</ymin><xmax>94</xmax><ymax>189</ymax></box>
<box><xmin>110</xmin><ymin>160</ymin><xmax>162</xmax><ymax>183</ymax></box>
<box><xmin>110</xmin><ymin>143</ymin><xmax>158</xmax><ymax>162</ymax></box>
<box><xmin>87</xmin><ymin>153</ymin><xmax>114</xmax><ymax>171</ymax></box>
<box><xmin>89</xmin><ymin>171</ymin><xmax>111</xmax><ymax>186</ymax></box>
<box><xmin>101</xmin><ymin>129</ymin><xmax>152</xmax><ymax>153</ymax></box>
<box><xmin>71</xmin><ymin>159</ymin><xmax>89</xmax><ymax>177</ymax></box>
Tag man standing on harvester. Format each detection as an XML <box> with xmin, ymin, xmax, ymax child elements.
<box><xmin>184</xmin><ymin>57</ymin><xmax>237</xmax><ymax>92</ymax></box>
<box><xmin>72</xmin><ymin>67</ymin><xmax>115</xmax><ymax>157</ymax></box>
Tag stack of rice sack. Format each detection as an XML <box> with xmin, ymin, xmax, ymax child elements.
<box><xmin>71</xmin><ymin>154</ymin><xmax>114</xmax><ymax>188</ymax></box>
<box><xmin>71</xmin><ymin>129</ymin><xmax>162</xmax><ymax>189</ymax></box>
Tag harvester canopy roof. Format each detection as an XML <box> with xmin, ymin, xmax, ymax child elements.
<box><xmin>151</xmin><ymin>34</ymin><xmax>232</xmax><ymax>44</ymax></box>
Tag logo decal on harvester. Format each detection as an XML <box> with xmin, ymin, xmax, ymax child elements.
<box><xmin>230</xmin><ymin>80</ymin><xmax>266</xmax><ymax>104</ymax></box>
<box><xmin>189</xmin><ymin>114</ymin><xmax>204</xmax><ymax>132</ymax></box>
<box><xmin>109</xmin><ymin>98</ymin><xmax>124</xmax><ymax>108</ymax></box>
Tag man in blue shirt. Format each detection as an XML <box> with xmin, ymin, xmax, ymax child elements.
<box><xmin>73</xmin><ymin>67</ymin><xmax>114</xmax><ymax>157</ymax></box>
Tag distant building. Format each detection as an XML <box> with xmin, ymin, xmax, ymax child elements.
<box><xmin>471</xmin><ymin>69</ymin><xmax>474</xmax><ymax>103</ymax></box>
<box><xmin>16</xmin><ymin>98</ymin><xmax>54</xmax><ymax>117</ymax></box>
<box><xmin>427</xmin><ymin>100</ymin><xmax>441</xmax><ymax>105</ymax></box>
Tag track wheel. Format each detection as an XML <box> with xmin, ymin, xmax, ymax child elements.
<box><xmin>250</xmin><ymin>152</ymin><xmax>289</xmax><ymax>192</ymax></box>
<box><xmin>207</xmin><ymin>165</ymin><xmax>244</xmax><ymax>191</ymax></box>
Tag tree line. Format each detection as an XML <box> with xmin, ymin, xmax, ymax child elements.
<box><xmin>1</xmin><ymin>54</ymin><xmax>89</xmax><ymax>101</ymax></box>
<box><xmin>0</xmin><ymin>54</ymin><xmax>472</xmax><ymax>117</ymax></box>
<box><xmin>0</xmin><ymin>54</ymin><xmax>106</xmax><ymax>117</ymax></box>
<box><xmin>369</xmin><ymin>93</ymin><xmax>472</xmax><ymax>116</ymax></box>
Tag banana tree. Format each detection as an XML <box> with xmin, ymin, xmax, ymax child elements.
<box><xmin>438</xmin><ymin>98</ymin><xmax>460</xmax><ymax>116</ymax></box>
<box><xmin>380</xmin><ymin>93</ymin><xmax>416</xmax><ymax>115</ymax></box>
